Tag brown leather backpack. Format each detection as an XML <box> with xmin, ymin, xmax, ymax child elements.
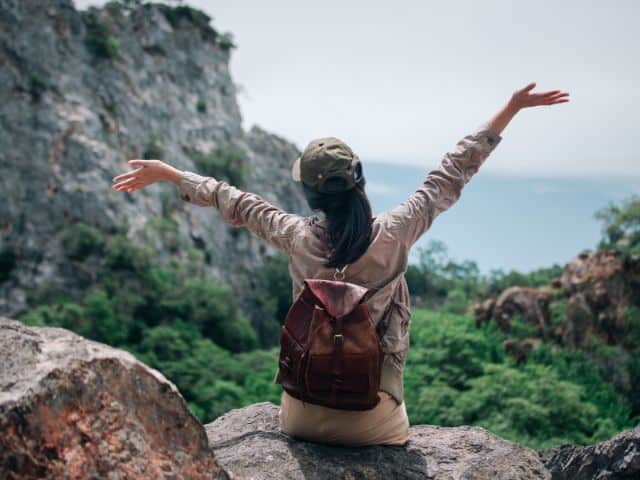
<box><xmin>275</xmin><ymin>267</ymin><xmax>386</xmax><ymax>410</ymax></box>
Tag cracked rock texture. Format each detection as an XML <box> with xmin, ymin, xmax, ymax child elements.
<box><xmin>0</xmin><ymin>316</ymin><xmax>227</xmax><ymax>479</ymax></box>
<box><xmin>538</xmin><ymin>425</ymin><xmax>640</xmax><ymax>480</ymax></box>
<box><xmin>205</xmin><ymin>402</ymin><xmax>551</xmax><ymax>480</ymax></box>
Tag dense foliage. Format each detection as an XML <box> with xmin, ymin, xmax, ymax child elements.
<box><xmin>403</xmin><ymin>310</ymin><xmax>635</xmax><ymax>450</ymax></box>
<box><xmin>16</xmin><ymin>193</ymin><xmax>640</xmax><ymax>451</ymax></box>
<box><xmin>405</xmin><ymin>239</ymin><xmax>564</xmax><ymax>312</ymax></box>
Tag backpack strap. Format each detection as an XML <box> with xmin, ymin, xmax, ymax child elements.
<box><xmin>330</xmin><ymin>315</ymin><xmax>345</xmax><ymax>405</ymax></box>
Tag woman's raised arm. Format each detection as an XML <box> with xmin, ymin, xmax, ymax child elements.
<box><xmin>112</xmin><ymin>160</ymin><xmax>305</xmax><ymax>254</ymax></box>
<box><xmin>384</xmin><ymin>82</ymin><xmax>569</xmax><ymax>248</ymax></box>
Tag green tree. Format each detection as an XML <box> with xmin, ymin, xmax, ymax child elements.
<box><xmin>594</xmin><ymin>193</ymin><xmax>640</xmax><ymax>253</ymax></box>
<box><xmin>253</xmin><ymin>252</ymin><xmax>293</xmax><ymax>347</ymax></box>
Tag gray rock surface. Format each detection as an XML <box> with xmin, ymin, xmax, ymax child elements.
<box><xmin>538</xmin><ymin>424</ymin><xmax>640</xmax><ymax>479</ymax></box>
<box><xmin>0</xmin><ymin>316</ymin><xmax>227</xmax><ymax>479</ymax></box>
<box><xmin>0</xmin><ymin>0</ymin><xmax>311</xmax><ymax>318</ymax></box>
<box><xmin>205</xmin><ymin>402</ymin><xmax>551</xmax><ymax>480</ymax></box>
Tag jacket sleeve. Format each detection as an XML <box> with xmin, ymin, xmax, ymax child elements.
<box><xmin>177</xmin><ymin>170</ymin><xmax>305</xmax><ymax>254</ymax></box>
<box><xmin>384</xmin><ymin>121</ymin><xmax>502</xmax><ymax>247</ymax></box>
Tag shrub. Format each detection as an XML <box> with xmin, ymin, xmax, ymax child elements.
<box><xmin>508</xmin><ymin>313</ymin><xmax>537</xmax><ymax>339</ymax></box>
<box><xmin>159</xmin><ymin>278</ymin><xmax>258</xmax><ymax>352</ymax></box>
<box><xmin>85</xmin><ymin>15</ymin><xmax>119</xmax><ymax>59</ymax></box>
<box><xmin>62</xmin><ymin>222</ymin><xmax>105</xmax><ymax>261</ymax></box>
<box><xmin>20</xmin><ymin>302</ymin><xmax>85</xmax><ymax>331</ymax></box>
<box><xmin>192</xmin><ymin>144</ymin><xmax>252</xmax><ymax>187</ymax></box>
<box><xmin>196</xmin><ymin>98</ymin><xmax>207</xmax><ymax>113</ymax></box>
<box><xmin>0</xmin><ymin>247</ymin><xmax>16</xmax><ymax>283</ymax></box>
<box><xmin>104</xmin><ymin>234</ymin><xmax>152</xmax><ymax>272</ymax></box>
<box><xmin>217</xmin><ymin>32</ymin><xmax>236</xmax><ymax>50</ymax></box>
<box><xmin>28</xmin><ymin>73</ymin><xmax>47</xmax><ymax>101</ymax></box>
<box><xmin>443</xmin><ymin>288</ymin><xmax>469</xmax><ymax>315</ymax></box>
<box><xmin>25</xmin><ymin>281</ymin><xmax>71</xmax><ymax>307</ymax></box>
<box><xmin>549</xmin><ymin>298</ymin><xmax>567</xmax><ymax>328</ymax></box>
<box><xmin>405</xmin><ymin>264</ymin><xmax>430</xmax><ymax>297</ymax></box>
<box><xmin>143</xmin><ymin>133</ymin><xmax>164</xmax><ymax>160</ymax></box>
<box><xmin>132</xmin><ymin>322</ymin><xmax>281</xmax><ymax>422</ymax></box>
<box><xmin>161</xmin><ymin>5</ymin><xmax>217</xmax><ymax>41</ymax></box>
<box><xmin>84</xmin><ymin>288</ymin><xmax>130</xmax><ymax>346</ymax></box>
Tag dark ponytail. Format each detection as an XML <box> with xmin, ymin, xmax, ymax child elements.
<box><xmin>302</xmin><ymin>177</ymin><xmax>373</xmax><ymax>269</ymax></box>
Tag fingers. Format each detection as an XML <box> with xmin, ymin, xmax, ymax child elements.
<box><xmin>112</xmin><ymin>159</ymin><xmax>154</xmax><ymax>184</ymax></box>
<box><xmin>522</xmin><ymin>81</ymin><xmax>537</xmax><ymax>92</ymax></box>
<box><xmin>128</xmin><ymin>159</ymin><xmax>154</xmax><ymax>166</ymax></box>
<box><xmin>544</xmin><ymin>92</ymin><xmax>570</xmax><ymax>104</ymax></box>
<box><xmin>112</xmin><ymin>177</ymin><xmax>143</xmax><ymax>191</ymax></box>
<box><xmin>532</xmin><ymin>95</ymin><xmax>570</xmax><ymax>107</ymax></box>
<box><xmin>112</xmin><ymin>171</ymin><xmax>138</xmax><ymax>183</ymax></box>
<box><xmin>542</xmin><ymin>90</ymin><xmax>569</xmax><ymax>98</ymax></box>
<box><xmin>525</xmin><ymin>89</ymin><xmax>570</xmax><ymax>107</ymax></box>
<box><xmin>113</xmin><ymin>181</ymin><xmax>144</xmax><ymax>192</ymax></box>
<box><xmin>112</xmin><ymin>176</ymin><xmax>137</xmax><ymax>187</ymax></box>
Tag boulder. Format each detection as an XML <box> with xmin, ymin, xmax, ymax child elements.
<box><xmin>205</xmin><ymin>402</ymin><xmax>550</xmax><ymax>480</ymax></box>
<box><xmin>538</xmin><ymin>424</ymin><xmax>640</xmax><ymax>479</ymax></box>
<box><xmin>0</xmin><ymin>317</ymin><xmax>227</xmax><ymax>479</ymax></box>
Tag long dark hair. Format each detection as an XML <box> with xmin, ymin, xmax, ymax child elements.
<box><xmin>302</xmin><ymin>176</ymin><xmax>373</xmax><ymax>269</ymax></box>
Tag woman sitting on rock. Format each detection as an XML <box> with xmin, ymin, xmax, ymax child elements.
<box><xmin>112</xmin><ymin>82</ymin><xmax>569</xmax><ymax>447</ymax></box>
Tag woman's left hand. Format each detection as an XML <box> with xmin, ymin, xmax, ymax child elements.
<box><xmin>112</xmin><ymin>159</ymin><xmax>175</xmax><ymax>193</ymax></box>
<box><xmin>509</xmin><ymin>82</ymin><xmax>570</xmax><ymax>110</ymax></box>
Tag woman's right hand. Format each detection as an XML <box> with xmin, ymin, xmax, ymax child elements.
<box><xmin>509</xmin><ymin>82</ymin><xmax>570</xmax><ymax>110</ymax></box>
<box><xmin>489</xmin><ymin>82</ymin><xmax>570</xmax><ymax>135</ymax></box>
<box><xmin>112</xmin><ymin>159</ymin><xmax>182</xmax><ymax>194</ymax></box>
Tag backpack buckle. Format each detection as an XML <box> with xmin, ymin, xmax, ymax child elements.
<box><xmin>333</xmin><ymin>265</ymin><xmax>348</xmax><ymax>281</ymax></box>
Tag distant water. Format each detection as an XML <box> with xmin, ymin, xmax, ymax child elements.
<box><xmin>362</xmin><ymin>160</ymin><xmax>640</xmax><ymax>277</ymax></box>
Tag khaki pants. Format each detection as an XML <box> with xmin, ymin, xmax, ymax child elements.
<box><xmin>278</xmin><ymin>390</ymin><xmax>410</xmax><ymax>447</ymax></box>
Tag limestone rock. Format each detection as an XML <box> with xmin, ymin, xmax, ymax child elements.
<box><xmin>0</xmin><ymin>0</ymin><xmax>311</xmax><ymax>319</ymax></box>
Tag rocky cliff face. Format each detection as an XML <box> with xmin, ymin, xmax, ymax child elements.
<box><xmin>2</xmin><ymin>317</ymin><xmax>638</xmax><ymax>480</ymax></box>
<box><xmin>0</xmin><ymin>0</ymin><xmax>311</xmax><ymax>318</ymax></box>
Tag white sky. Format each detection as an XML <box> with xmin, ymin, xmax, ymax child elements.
<box><xmin>76</xmin><ymin>0</ymin><xmax>640</xmax><ymax>178</ymax></box>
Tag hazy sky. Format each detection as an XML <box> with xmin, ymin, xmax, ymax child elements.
<box><xmin>77</xmin><ymin>0</ymin><xmax>639</xmax><ymax>178</ymax></box>
<box><xmin>74</xmin><ymin>1</ymin><xmax>640</xmax><ymax>274</ymax></box>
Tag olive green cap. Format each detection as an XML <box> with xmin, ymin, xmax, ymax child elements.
<box><xmin>291</xmin><ymin>137</ymin><xmax>362</xmax><ymax>193</ymax></box>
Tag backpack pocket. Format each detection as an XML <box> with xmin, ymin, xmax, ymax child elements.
<box><xmin>278</xmin><ymin>325</ymin><xmax>307</xmax><ymax>389</ymax></box>
<box><xmin>304</xmin><ymin>351</ymin><xmax>371</xmax><ymax>395</ymax></box>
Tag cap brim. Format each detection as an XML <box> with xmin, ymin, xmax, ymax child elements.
<box><xmin>291</xmin><ymin>156</ymin><xmax>302</xmax><ymax>182</ymax></box>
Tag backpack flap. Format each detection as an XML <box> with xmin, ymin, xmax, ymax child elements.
<box><xmin>303</xmin><ymin>278</ymin><xmax>369</xmax><ymax>318</ymax></box>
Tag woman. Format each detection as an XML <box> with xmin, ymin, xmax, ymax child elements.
<box><xmin>112</xmin><ymin>82</ymin><xmax>570</xmax><ymax>447</ymax></box>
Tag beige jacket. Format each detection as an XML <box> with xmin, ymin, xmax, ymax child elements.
<box><xmin>178</xmin><ymin>121</ymin><xmax>503</xmax><ymax>406</ymax></box>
